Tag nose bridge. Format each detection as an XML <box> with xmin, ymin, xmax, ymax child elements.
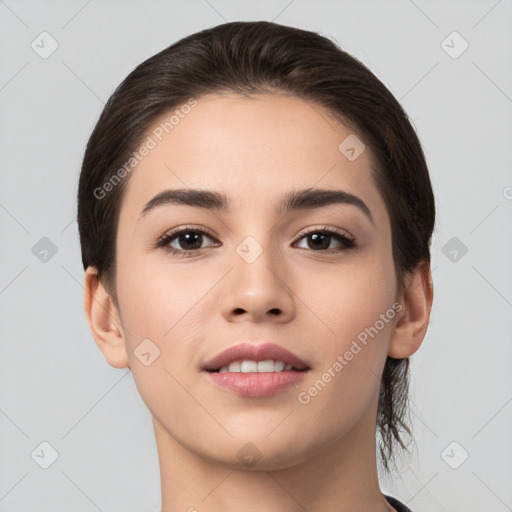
<box><xmin>233</xmin><ymin>232</ymin><xmax>284</xmax><ymax>292</ymax></box>
<box><xmin>221</xmin><ymin>231</ymin><xmax>294</xmax><ymax>321</ymax></box>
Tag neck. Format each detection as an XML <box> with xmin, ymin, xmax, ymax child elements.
<box><xmin>153</xmin><ymin>409</ymin><xmax>395</xmax><ymax>512</ymax></box>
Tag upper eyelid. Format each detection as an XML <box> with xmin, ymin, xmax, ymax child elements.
<box><xmin>157</xmin><ymin>225</ymin><xmax>216</xmax><ymax>243</ymax></box>
<box><xmin>296</xmin><ymin>225</ymin><xmax>353</xmax><ymax>239</ymax></box>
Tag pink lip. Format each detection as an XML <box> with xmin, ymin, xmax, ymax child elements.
<box><xmin>201</xmin><ymin>342</ymin><xmax>309</xmax><ymax>371</ymax></box>
<box><xmin>201</xmin><ymin>342</ymin><xmax>310</xmax><ymax>398</ymax></box>
<box><xmin>205</xmin><ymin>370</ymin><xmax>308</xmax><ymax>397</ymax></box>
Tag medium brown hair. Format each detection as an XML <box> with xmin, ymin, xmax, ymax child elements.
<box><xmin>77</xmin><ymin>21</ymin><xmax>435</xmax><ymax>470</ymax></box>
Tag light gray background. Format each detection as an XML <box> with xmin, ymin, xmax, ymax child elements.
<box><xmin>1</xmin><ymin>1</ymin><xmax>511</xmax><ymax>511</ymax></box>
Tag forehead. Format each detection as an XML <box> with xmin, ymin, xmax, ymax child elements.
<box><xmin>119</xmin><ymin>92</ymin><xmax>387</xmax><ymax>225</ymax></box>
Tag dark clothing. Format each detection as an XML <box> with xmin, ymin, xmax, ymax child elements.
<box><xmin>385</xmin><ymin>495</ymin><xmax>413</xmax><ymax>512</ymax></box>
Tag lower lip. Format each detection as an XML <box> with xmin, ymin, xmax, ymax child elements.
<box><xmin>204</xmin><ymin>370</ymin><xmax>308</xmax><ymax>397</ymax></box>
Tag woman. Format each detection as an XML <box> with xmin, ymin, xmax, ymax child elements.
<box><xmin>77</xmin><ymin>21</ymin><xmax>434</xmax><ymax>512</ymax></box>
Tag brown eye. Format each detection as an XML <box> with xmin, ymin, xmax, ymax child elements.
<box><xmin>295</xmin><ymin>229</ymin><xmax>355</xmax><ymax>252</ymax></box>
<box><xmin>170</xmin><ymin>231</ymin><xmax>206</xmax><ymax>251</ymax></box>
<box><xmin>157</xmin><ymin>227</ymin><xmax>220</xmax><ymax>257</ymax></box>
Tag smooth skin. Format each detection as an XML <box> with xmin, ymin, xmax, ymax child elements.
<box><xmin>84</xmin><ymin>92</ymin><xmax>433</xmax><ymax>512</ymax></box>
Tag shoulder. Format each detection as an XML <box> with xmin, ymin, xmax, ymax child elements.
<box><xmin>384</xmin><ymin>495</ymin><xmax>414</xmax><ymax>512</ymax></box>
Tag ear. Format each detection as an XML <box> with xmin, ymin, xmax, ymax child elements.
<box><xmin>83</xmin><ymin>266</ymin><xmax>130</xmax><ymax>369</ymax></box>
<box><xmin>388</xmin><ymin>260</ymin><xmax>433</xmax><ymax>359</ymax></box>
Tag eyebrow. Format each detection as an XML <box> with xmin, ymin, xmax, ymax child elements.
<box><xmin>139</xmin><ymin>187</ymin><xmax>374</xmax><ymax>224</ymax></box>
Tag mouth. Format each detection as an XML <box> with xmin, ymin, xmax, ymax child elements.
<box><xmin>201</xmin><ymin>342</ymin><xmax>310</xmax><ymax>373</ymax></box>
<box><xmin>201</xmin><ymin>342</ymin><xmax>310</xmax><ymax>397</ymax></box>
<box><xmin>206</xmin><ymin>359</ymin><xmax>309</xmax><ymax>373</ymax></box>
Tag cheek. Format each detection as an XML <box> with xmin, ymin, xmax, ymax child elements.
<box><xmin>116</xmin><ymin>254</ymin><xmax>208</xmax><ymax>339</ymax></box>
<box><xmin>301</xmin><ymin>250</ymin><xmax>397</xmax><ymax>349</ymax></box>
<box><xmin>116</xmin><ymin>255</ymin><xmax>217</xmax><ymax>386</ymax></box>
<box><xmin>294</xmin><ymin>251</ymin><xmax>397</xmax><ymax>407</ymax></box>
<box><xmin>115</xmin><ymin>261</ymin><xmax>211</xmax><ymax>430</ymax></box>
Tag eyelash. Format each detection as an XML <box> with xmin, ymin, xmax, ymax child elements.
<box><xmin>155</xmin><ymin>225</ymin><xmax>356</xmax><ymax>258</ymax></box>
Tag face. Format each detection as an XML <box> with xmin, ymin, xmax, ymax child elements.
<box><xmin>113</xmin><ymin>92</ymin><xmax>400</xmax><ymax>469</ymax></box>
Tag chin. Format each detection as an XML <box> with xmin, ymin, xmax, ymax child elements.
<box><xmin>200</xmin><ymin>434</ymin><xmax>315</xmax><ymax>472</ymax></box>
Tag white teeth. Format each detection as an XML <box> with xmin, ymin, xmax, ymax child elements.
<box><xmin>257</xmin><ymin>360</ymin><xmax>275</xmax><ymax>372</ymax></box>
<box><xmin>227</xmin><ymin>361</ymin><xmax>241</xmax><ymax>372</ymax></box>
<box><xmin>274</xmin><ymin>360</ymin><xmax>285</xmax><ymax>371</ymax></box>
<box><xmin>240</xmin><ymin>360</ymin><xmax>258</xmax><ymax>373</ymax></box>
<box><xmin>217</xmin><ymin>360</ymin><xmax>296</xmax><ymax>373</ymax></box>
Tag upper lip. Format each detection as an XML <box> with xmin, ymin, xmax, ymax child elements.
<box><xmin>202</xmin><ymin>342</ymin><xmax>309</xmax><ymax>371</ymax></box>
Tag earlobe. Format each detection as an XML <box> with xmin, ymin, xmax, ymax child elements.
<box><xmin>388</xmin><ymin>261</ymin><xmax>433</xmax><ymax>359</ymax></box>
<box><xmin>83</xmin><ymin>266</ymin><xmax>130</xmax><ymax>369</ymax></box>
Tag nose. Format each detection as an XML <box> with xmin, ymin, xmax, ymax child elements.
<box><xmin>220</xmin><ymin>237</ymin><xmax>296</xmax><ymax>324</ymax></box>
